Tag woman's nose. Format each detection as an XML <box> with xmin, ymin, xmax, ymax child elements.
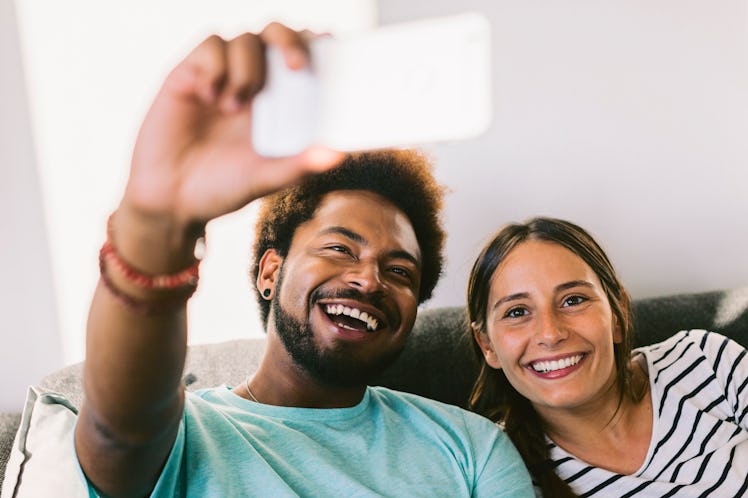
<box><xmin>535</xmin><ymin>311</ymin><xmax>568</xmax><ymax>347</ymax></box>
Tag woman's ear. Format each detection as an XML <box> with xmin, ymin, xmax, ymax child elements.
<box><xmin>471</xmin><ymin>322</ymin><xmax>502</xmax><ymax>370</ymax></box>
<box><xmin>612</xmin><ymin>314</ymin><xmax>623</xmax><ymax>344</ymax></box>
<box><xmin>256</xmin><ymin>249</ymin><xmax>283</xmax><ymax>300</ymax></box>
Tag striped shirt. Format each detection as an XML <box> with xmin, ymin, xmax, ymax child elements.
<box><xmin>549</xmin><ymin>329</ymin><xmax>748</xmax><ymax>497</ymax></box>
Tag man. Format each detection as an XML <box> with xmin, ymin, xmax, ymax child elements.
<box><xmin>75</xmin><ymin>23</ymin><xmax>533</xmax><ymax>497</ymax></box>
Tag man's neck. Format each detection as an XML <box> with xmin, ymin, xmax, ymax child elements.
<box><xmin>235</xmin><ymin>334</ymin><xmax>368</xmax><ymax>408</ymax></box>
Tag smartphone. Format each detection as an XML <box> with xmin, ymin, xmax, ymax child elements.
<box><xmin>251</xmin><ymin>12</ymin><xmax>493</xmax><ymax>157</ymax></box>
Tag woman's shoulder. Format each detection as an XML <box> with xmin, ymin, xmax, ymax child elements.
<box><xmin>637</xmin><ymin>329</ymin><xmax>747</xmax><ymax>390</ymax></box>
<box><xmin>636</xmin><ymin>329</ymin><xmax>736</xmax><ymax>362</ymax></box>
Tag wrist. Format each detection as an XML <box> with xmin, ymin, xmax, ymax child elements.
<box><xmin>99</xmin><ymin>209</ymin><xmax>204</xmax><ymax>314</ymax></box>
<box><xmin>110</xmin><ymin>204</ymin><xmax>204</xmax><ymax>274</ymax></box>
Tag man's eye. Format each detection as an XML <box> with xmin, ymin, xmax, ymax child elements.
<box><xmin>389</xmin><ymin>266</ymin><xmax>412</xmax><ymax>280</ymax></box>
<box><xmin>504</xmin><ymin>307</ymin><xmax>528</xmax><ymax>319</ymax></box>
<box><xmin>563</xmin><ymin>295</ymin><xmax>587</xmax><ymax>307</ymax></box>
<box><xmin>327</xmin><ymin>245</ymin><xmax>351</xmax><ymax>255</ymax></box>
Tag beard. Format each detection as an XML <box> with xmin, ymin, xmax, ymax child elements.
<box><xmin>271</xmin><ymin>268</ymin><xmax>405</xmax><ymax>388</ymax></box>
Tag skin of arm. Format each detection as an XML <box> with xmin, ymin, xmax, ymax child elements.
<box><xmin>74</xmin><ymin>24</ymin><xmax>343</xmax><ymax>497</ymax></box>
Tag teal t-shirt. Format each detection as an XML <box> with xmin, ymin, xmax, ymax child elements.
<box><xmin>120</xmin><ymin>386</ymin><xmax>532</xmax><ymax>497</ymax></box>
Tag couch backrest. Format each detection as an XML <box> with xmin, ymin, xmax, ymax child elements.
<box><xmin>375</xmin><ymin>287</ymin><xmax>748</xmax><ymax>407</ymax></box>
<box><xmin>1</xmin><ymin>288</ymin><xmax>746</xmax><ymax>487</ymax></box>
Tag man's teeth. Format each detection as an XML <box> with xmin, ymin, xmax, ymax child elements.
<box><xmin>531</xmin><ymin>354</ymin><xmax>583</xmax><ymax>373</ymax></box>
<box><xmin>325</xmin><ymin>304</ymin><xmax>379</xmax><ymax>331</ymax></box>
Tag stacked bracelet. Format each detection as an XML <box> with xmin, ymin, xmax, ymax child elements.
<box><xmin>100</xmin><ymin>241</ymin><xmax>199</xmax><ymax>289</ymax></box>
<box><xmin>99</xmin><ymin>214</ymin><xmax>202</xmax><ymax>314</ymax></box>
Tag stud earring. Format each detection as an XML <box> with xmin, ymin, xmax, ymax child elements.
<box><xmin>262</xmin><ymin>288</ymin><xmax>271</xmax><ymax>298</ymax></box>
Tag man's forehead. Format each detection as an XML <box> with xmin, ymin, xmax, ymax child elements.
<box><xmin>312</xmin><ymin>190</ymin><xmax>405</xmax><ymax>221</ymax></box>
<box><xmin>306</xmin><ymin>190</ymin><xmax>420</xmax><ymax>256</ymax></box>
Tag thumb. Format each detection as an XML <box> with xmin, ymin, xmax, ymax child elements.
<box><xmin>287</xmin><ymin>146</ymin><xmax>346</xmax><ymax>173</ymax></box>
<box><xmin>249</xmin><ymin>146</ymin><xmax>346</xmax><ymax>199</ymax></box>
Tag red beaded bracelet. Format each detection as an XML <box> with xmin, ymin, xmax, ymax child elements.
<box><xmin>99</xmin><ymin>263</ymin><xmax>197</xmax><ymax>314</ymax></box>
<box><xmin>98</xmin><ymin>213</ymin><xmax>202</xmax><ymax>313</ymax></box>
<box><xmin>99</xmin><ymin>240</ymin><xmax>199</xmax><ymax>290</ymax></box>
<box><xmin>102</xmin><ymin>213</ymin><xmax>201</xmax><ymax>290</ymax></box>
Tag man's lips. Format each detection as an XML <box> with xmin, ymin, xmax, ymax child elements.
<box><xmin>318</xmin><ymin>300</ymin><xmax>389</xmax><ymax>332</ymax></box>
<box><xmin>324</xmin><ymin>303</ymin><xmax>380</xmax><ymax>331</ymax></box>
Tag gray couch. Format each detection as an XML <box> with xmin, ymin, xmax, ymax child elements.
<box><xmin>2</xmin><ymin>287</ymin><xmax>747</xmax><ymax>487</ymax></box>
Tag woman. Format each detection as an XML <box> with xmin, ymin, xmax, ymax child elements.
<box><xmin>467</xmin><ymin>217</ymin><xmax>748</xmax><ymax>497</ymax></box>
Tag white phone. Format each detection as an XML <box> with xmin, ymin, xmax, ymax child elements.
<box><xmin>251</xmin><ymin>12</ymin><xmax>493</xmax><ymax>157</ymax></box>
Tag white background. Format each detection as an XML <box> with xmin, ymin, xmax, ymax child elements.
<box><xmin>1</xmin><ymin>0</ymin><xmax>375</xmax><ymax>412</ymax></box>
<box><xmin>2</xmin><ymin>0</ymin><xmax>747</xmax><ymax>412</ymax></box>
<box><xmin>379</xmin><ymin>0</ymin><xmax>748</xmax><ymax>308</ymax></box>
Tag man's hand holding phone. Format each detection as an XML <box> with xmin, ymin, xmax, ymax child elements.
<box><xmin>123</xmin><ymin>25</ymin><xmax>344</xmax><ymax>236</ymax></box>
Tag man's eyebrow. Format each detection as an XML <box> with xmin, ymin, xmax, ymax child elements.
<box><xmin>319</xmin><ymin>226</ymin><xmax>364</xmax><ymax>244</ymax></box>
<box><xmin>389</xmin><ymin>250</ymin><xmax>421</xmax><ymax>269</ymax></box>
<box><xmin>318</xmin><ymin>226</ymin><xmax>421</xmax><ymax>268</ymax></box>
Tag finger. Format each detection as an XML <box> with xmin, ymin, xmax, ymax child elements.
<box><xmin>171</xmin><ymin>34</ymin><xmax>228</xmax><ymax>104</ymax></box>
<box><xmin>297</xmin><ymin>146</ymin><xmax>346</xmax><ymax>172</ymax></box>
<box><xmin>221</xmin><ymin>33</ymin><xmax>264</xmax><ymax>111</ymax></box>
<box><xmin>263</xmin><ymin>146</ymin><xmax>345</xmax><ymax>180</ymax></box>
<box><xmin>300</xmin><ymin>29</ymin><xmax>332</xmax><ymax>41</ymax></box>
<box><xmin>260</xmin><ymin>22</ymin><xmax>309</xmax><ymax>70</ymax></box>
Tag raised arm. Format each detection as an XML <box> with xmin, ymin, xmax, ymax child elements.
<box><xmin>75</xmin><ymin>25</ymin><xmax>343</xmax><ymax>497</ymax></box>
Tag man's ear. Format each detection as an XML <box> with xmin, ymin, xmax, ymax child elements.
<box><xmin>471</xmin><ymin>322</ymin><xmax>502</xmax><ymax>370</ymax></box>
<box><xmin>257</xmin><ymin>249</ymin><xmax>283</xmax><ymax>300</ymax></box>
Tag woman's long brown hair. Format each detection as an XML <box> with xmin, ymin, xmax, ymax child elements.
<box><xmin>467</xmin><ymin>217</ymin><xmax>641</xmax><ymax>498</ymax></box>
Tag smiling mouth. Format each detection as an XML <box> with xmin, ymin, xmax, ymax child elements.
<box><xmin>324</xmin><ymin>304</ymin><xmax>380</xmax><ymax>332</ymax></box>
<box><xmin>530</xmin><ymin>354</ymin><xmax>584</xmax><ymax>373</ymax></box>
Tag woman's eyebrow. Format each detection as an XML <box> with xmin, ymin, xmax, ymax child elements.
<box><xmin>492</xmin><ymin>292</ymin><xmax>529</xmax><ymax>311</ymax></box>
<box><xmin>491</xmin><ymin>280</ymin><xmax>595</xmax><ymax>311</ymax></box>
<box><xmin>555</xmin><ymin>280</ymin><xmax>594</xmax><ymax>292</ymax></box>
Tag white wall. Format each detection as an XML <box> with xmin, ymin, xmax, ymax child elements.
<box><xmin>378</xmin><ymin>0</ymin><xmax>748</xmax><ymax>308</ymax></box>
<box><xmin>0</xmin><ymin>0</ymin><xmax>63</xmax><ymax>412</ymax></box>
<box><xmin>2</xmin><ymin>0</ymin><xmax>747</xmax><ymax>412</ymax></box>
<box><xmin>2</xmin><ymin>0</ymin><xmax>375</xmax><ymax>412</ymax></box>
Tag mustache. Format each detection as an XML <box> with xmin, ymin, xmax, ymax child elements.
<box><xmin>310</xmin><ymin>287</ymin><xmax>386</xmax><ymax>309</ymax></box>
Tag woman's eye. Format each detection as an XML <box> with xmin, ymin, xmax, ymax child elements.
<box><xmin>504</xmin><ymin>307</ymin><xmax>528</xmax><ymax>319</ymax></box>
<box><xmin>563</xmin><ymin>295</ymin><xmax>587</xmax><ymax>307</ymax></box>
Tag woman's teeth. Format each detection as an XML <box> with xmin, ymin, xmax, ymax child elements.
<box><xmin>531</xmin><ymin>354</ymin><xmax>583</xmax><ymax>373</ymax></box>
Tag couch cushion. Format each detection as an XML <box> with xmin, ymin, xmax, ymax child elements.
<box><xmin>0</xmin><ymin>413</ymin><xmax>21</xmax><ymax>489</ymax></box>
<box><xmin>0</xmin><ymin>386</ymin><xmax>87</xmax><ymax>497</ymax></box>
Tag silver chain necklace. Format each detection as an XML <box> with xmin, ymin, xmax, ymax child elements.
<box><xmin>245</xmin><ymin>377</ymin><xmax>259</xmax><ymax>403</ymax></box>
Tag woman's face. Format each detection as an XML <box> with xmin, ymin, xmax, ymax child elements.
<box><xmin>474</xmin><ymin>239</ymin><xmax>622</xmax><ymax>417</ymax></box>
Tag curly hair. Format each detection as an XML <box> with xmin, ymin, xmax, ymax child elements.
<box><xmin>251</xmin><ymin>149</ymin><xmax>446</xmax><ymax>326</ymax></box>
<box><xmin>467</xmin><ymin>217</ymin><xmax>643</xmax><ymax>498</ymax></box>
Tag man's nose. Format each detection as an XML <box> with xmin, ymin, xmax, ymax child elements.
<box><xmin>345</xmin><ymin>261</ymin><xmax>384</xmax><ymax>293</ymax></box>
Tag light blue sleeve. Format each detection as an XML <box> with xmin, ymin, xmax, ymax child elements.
<box><xmin>461</xmin><ymin>411</ymin><xmax>534</xmax><ymax>497</ymax></box>
<box><xmin>148</xmin><ymin>415</ymin><xmax>186</xmax><ymax>497</ymax></box>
